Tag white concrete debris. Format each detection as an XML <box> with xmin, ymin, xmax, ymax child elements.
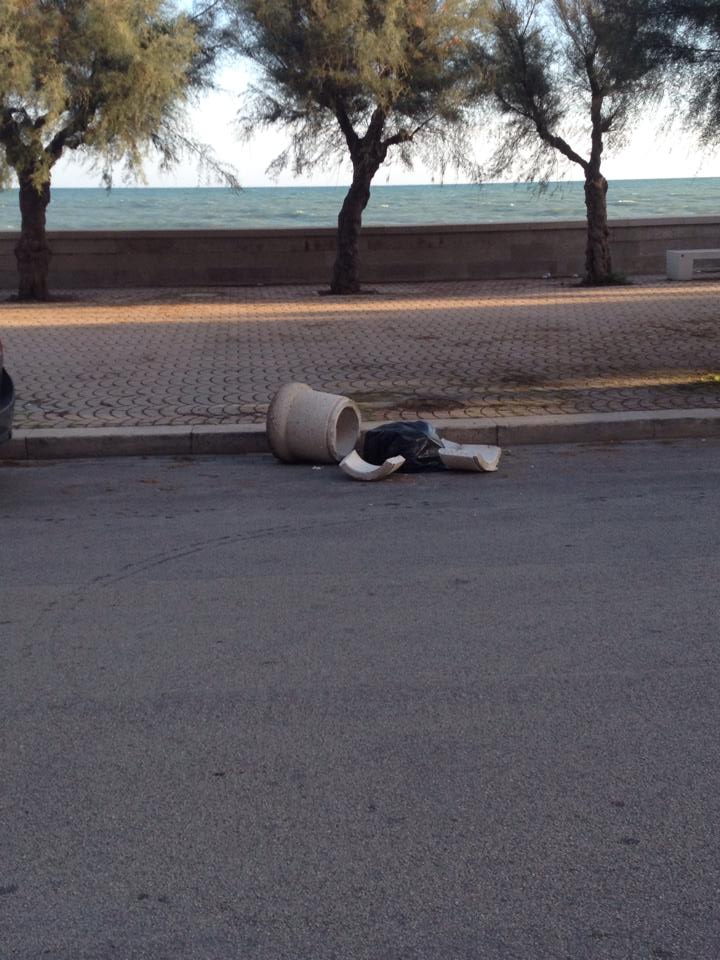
<box><xmin>267</xmin><ymin>383</ymin><xmax>503</xmax><ymax>480</ymax></box>
<box><xmin>267</xmin><ymin>382</ymin><xmax>361</xmax><ymax>464</ymax></box>
<box><xmin>339</xmin><ymin>451</ymin><xmax>406</xmax><ymax>481</ymax></box>
<box><xmin>438</xmin><ymin>440</ymin><xmax>502</xmax><ymax>472</ymax></box>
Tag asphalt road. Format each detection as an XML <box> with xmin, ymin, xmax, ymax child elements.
<box><xmin>1</xmin><ymin>441</ymin><xmax>719</xmax><ymax>960</ymax></box>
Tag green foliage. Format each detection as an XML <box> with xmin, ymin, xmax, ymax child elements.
<box><xmin>646</xmin><ymin>0</ymin><xmax>720</xmax><ymax>145</ymax></box>
<box><xmin>223</xmin><ymin>0</ymin><xmax>493</xmax><ymax>178</ymax></box>
<box><xmin>0</xmin><ymin>0</ymin><xmax>231</xmax><ymax>190</ymax></box>
<box><xmin>489</xmin><ymin>0</ymin><xmax>667</xmax><ymax>181</ymax></box>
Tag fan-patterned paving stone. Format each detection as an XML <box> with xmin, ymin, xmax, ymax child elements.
<box><xmin>2</xmin><ymin>277</ymin><xmax>719</xmax><ymax>429</ymax></box>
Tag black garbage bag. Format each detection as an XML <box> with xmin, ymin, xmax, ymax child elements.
<box><xmin>362</xmin><ymin>420</ymin><xmax>445</xmax><ymax>472</ymax></box>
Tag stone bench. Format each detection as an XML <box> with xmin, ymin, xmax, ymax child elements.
<box><xmin>666</xmin><ymin>248</ymin><xmax>720</xmax><ymax>280</ymax></box>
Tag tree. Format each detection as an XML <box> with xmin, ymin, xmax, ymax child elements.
<box><xmin>490</xmin><ymin>0</ymin><xmax>666</xmax><ymax>284</ymax></box>
<box><xmin>223</xmin><ymin>0</ymin><xmax>491</xmax><ymax>294</ymax></box>
<box><xmin>0</xmin><ymin>0</ymin><xmax>212</xmax><ymax>300</ymax></box>
<box><xmin>644</xmin><ymin>1</ymin><xmax>720</xmax><ymax>145</ymax></box>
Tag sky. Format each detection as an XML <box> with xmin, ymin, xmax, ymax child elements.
<box><xmin>51</xmin><ymin>64</ymin><xmax>718</xmax><ymax>190</ymax></box>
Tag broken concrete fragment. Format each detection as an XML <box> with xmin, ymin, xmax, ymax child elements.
<box><xmin>339</xmin><ymin>451</ymin><xmax>405</xmax><ymax>481</ymax></box>
<box><xmin>438</xmin><ymin>442</ymin><xmax>502</xmax><ymax>472</ymax></box>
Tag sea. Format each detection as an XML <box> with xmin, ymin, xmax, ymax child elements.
<box><xmin>1</xmin><ymin>178</ymin><xmax>719</xmax><ymax>230</ymax></box>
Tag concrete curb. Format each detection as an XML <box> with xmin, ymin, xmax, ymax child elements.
<box><xmin>2</xmin><ymin>410</ymin><xmax>720</xmax><ymax>461</ymax></box>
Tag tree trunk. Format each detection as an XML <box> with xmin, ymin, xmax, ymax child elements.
<box><xmin>581</xmin><ymin>86</ymin><xmax>614</xmax><ymax>286</ymax></box>
<box><xmin>330</xmin><ymin>156</ymin><xmax>379</xmax><ymax>294</ymax></box>
<box><xmin>583</xmin><ymin>172</ymin><xmax>612</xmax><ymax>284</ymax></box>
<box><xmin>15</xmin><ymin>173</ymin><xmax>52</xmax><ymax>301</ymax></box>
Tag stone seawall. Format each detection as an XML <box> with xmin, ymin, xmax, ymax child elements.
<box><xmin>2</xmin><ymin>217</ymin><xmax>719</xmax><ymax>288</ymax></box>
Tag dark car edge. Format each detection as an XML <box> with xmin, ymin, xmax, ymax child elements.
<box><xmin>0</xmin><ymin>337</ymin><xmax>15</xmax><ymax>444</ymax></box>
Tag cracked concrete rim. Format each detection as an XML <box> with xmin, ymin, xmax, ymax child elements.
<box><xmin>2</xmin><ymin>409</ymin><xmax>720</xmax><ymax>460</ymax></box>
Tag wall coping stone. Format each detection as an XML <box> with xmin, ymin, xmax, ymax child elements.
<box><xmin>1</xmin><ymin>214</ymin><xmax>720</xmax><ymax>241</ymax></box>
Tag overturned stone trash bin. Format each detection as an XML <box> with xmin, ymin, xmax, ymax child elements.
<box><xmin>267</xmin><ymin>382</ymin><xmax>361</xmax><ymax>464</ymax></box>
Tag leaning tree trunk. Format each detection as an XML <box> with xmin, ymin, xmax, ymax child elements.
<box><xmin>15</xmin><ymin>173</ymin><xmax>52</xmax><ymax>301</ymax></box>
<box><xmin>330</xmin><ymin>154</ymin><xmax>381</xmax><ymax>294</ymax></box>
<box><xmin>583</xmin><ymin>172</ymin><xmax>612</xmax><ymax>284</ymax></box>
<box><xmin>582</xmin><ymin>91</ymin><xmax>613</xmax><ymax>285</ymax></box>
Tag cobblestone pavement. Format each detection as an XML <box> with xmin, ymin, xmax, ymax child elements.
<box><xmin>2</xmin><ymin>277</ymin><xmax>720</xmax><ymax>429</ymax></box>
